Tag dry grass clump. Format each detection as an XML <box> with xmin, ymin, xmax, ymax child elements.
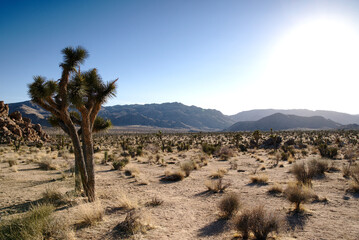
<box><xmin>284</xmin><ymin>183</ymin><xmax>314</xmax><ymax>211</ymax></box>
<box><xmin>308</xmin><ymin>159</ymin><xmax>328</xmax><ymax>176</ymax></box>
<box><xmin>250</xmin><ymin>175</ymin><xmax>269</xmax><ymax>185</ymax></box>
<box><xmin>7</xmin><ymin>159</ymin><xmax>18</xmax><ymax>167</ymax></box>
<box><xmin>145</xmin><ymin>197</ymin><xmax>164</xmax><ymax>207</ymax></box>
<box><xmin>38</xmin><ymin>159</ymin><xmax>58</xmax><ymax>170</ymax></box>
<box><xmin>41</xmin><ymin>189</ymin><xmax>68</xmax><ymax>206</ymax></box>
<box><xmin>135</xmin><ymin>174</ymin><xmax>150</xmax><ymax>185</ymax></box>
<box><xmin>75</xmin><ymin>201</ymin><xmax>104</xmax><ymax>227</ymax></box>
<box><xmin>205</xmin><ymin>179</ymin><xmax>230</xmax><ymax>193</ymax></box>
<box><xmin>115</xmin><ymin>209</ymin><xmax>153</xmax><ymax>236</ymax></box>
<box><xmin>233</xmin><ymin>205</ymin><xmax>280</xmax><ymax>240</ymax></box>
<box><xmin>215</xmin><ymin>146</ymin><xmax>234</xmax><ymax>161</ymax></box>
<box><xmin>0</xmin><ymin>204</ymin><xmax>56</xmax><ymax>240</ymax></box>
<box><xmin>117</xmin><ymin>193</ymin><xmax>139</xmax><ymax>210</ymax></box>
<box><xmin>210</xmin><ymin>168</ymin><xmax>228</xmax><ymax>179</ymax></box>
<box><xmin>163</xmin><ymin>169</ymin><xmax>185</xmax><ymax>181</ymax></box>
<box><xmin>180</xmin><ymin>161</ymin><xmax>196</xmax><ymax>177</ymax></box>
<box><xmin>124</xmin><ymin>165</ymin><xmax>140</xmax><ymax>177</ymax></box>
<box><xmin>218</xmin><ymin>193</ymin><xmax>241</xmax><ymax>219</ymax></box>
<box><xmin>348</xmin><ymin>164</ymin><xmax>359</xmax><ymax>193</ymax></box>
<box><xmin>267</xmin><ymin>183</ymin><xmax>283</xmax><ymax>195</ymax></box>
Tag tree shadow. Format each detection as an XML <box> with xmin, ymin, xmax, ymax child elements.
<box><xmin>286</xmin><ymin>211</ymin><xmax>310</xmax><ymax>231</ymax></box>
<box><xmin>198</xmin><ymin>218</ymin><xmax>228</xmax><ymax>237</ymax></box>
<box><xmin>0</xmin><ymin>199</ymin><xmax>43</xmax><ymax>216</ymax></box>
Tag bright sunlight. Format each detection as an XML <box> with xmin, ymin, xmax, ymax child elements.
<box><xmin>256</xmin><ymin>16</ymin><xmax>359</xmax><ymax>113</ymax></box>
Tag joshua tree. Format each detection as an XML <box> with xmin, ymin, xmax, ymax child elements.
<box><xmin>28</xmin><ymin>46</ymin><xmax>117</xmax><ymax>202</ymax></box>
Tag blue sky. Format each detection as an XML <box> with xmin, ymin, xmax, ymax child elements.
<box><xmin>1</xmin><ymin>0</ymin><xmax>359</xmax><ymax>114</ymax></box>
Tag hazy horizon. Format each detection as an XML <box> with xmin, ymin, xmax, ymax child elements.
<box><xmin>1</xmin><ymin>0</ymin><xmax>359</xmax><ymax>115</ymax></box>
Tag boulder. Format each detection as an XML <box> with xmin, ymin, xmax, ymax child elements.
<box><xmin>9</xmin><ymin>111</ymin><xmax>22</xmax><ymax>121</ymax></box>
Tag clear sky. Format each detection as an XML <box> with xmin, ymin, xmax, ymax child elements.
<box><xmin>1</xmin><ymin>0</ymin><xmax>359</xmax><ymax>115</ymax></box>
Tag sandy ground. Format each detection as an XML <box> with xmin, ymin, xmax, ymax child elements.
<box><xmin>0</xmin><ymin>145</ymin><xmax>358</xmax><ymax>240</ymax></box>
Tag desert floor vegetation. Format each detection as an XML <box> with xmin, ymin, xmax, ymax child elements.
<box><xmin>0</xmin><ymin>130</ymin><xmax>359</xmax><ymax>239</ymax></box>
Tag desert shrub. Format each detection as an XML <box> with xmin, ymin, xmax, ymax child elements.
<box><xmin>215</xmin><ymin>146</ymin><xmax>234</xmax><ymax>160</ymax></box>
<box><xmin>7</xmin><ymin>159</ymin><xmax>18</xmax><ymax>167</ymax></box>
<box><xmin>342</xmin><ymin>164</ymin><xmax>351</xmax><ymax>178</ymax></box>
<box><xmin>41</xmin><ymin>189</ymin><xmax>67</xmax><ymax>206</ymax></box>
<box><xmin>210</xmin><ymin>168</ymin><xmax>228</xmax><ymax>179</ymax></box>
<box><xmin>348</xmin><ymin>164</ymin><xmax>359</xmax><ymax>192</ymax></box>
<box><xmin>113</xmin><ymin>158</ymin><xmax>129</xmax><ymax>170</ymax></box>
<box><xmin>202</xmin><ymin>142</ymin><xmax>220</xmax><ymax>155</ymax></box>
<box><xmin>0</xmin><ymin>204</ymin><xmax>55</xmax><ymax>240</ymax></box>
<box><xmin>124</xmin><ymin>166</ymin><xmax>140</xmax><ymax>177</ymax></box>
<box><xmin>117</xmin><ymin>193</ymin><xmax>138</xmax><ymax>210</ymax></box>
<box><xmin>180</xmin><ymin>161</ymin><xmax>195</xmax><ymax>177</ymax></box>
<box><xmin>291</xmin><ymin>163</ymin><xmax>313</xmax><ymax>186</ymax></box>
<box><xmin>218</xmin><ymin>193</ymin><xmax>241</xmax><ymax>219</ymax></box>
<box><xmin>285</xmin><ymin>183</ymin><xmax>314</xmax><ymax>211</ymax></box>
<box><xmin>38</xmin><ymin>160</ymin><xmax>58</xmax><ymax>170</ymax></box>
<box><xmin>248</xmin><ymin>206</ymin><xmax>280</xmax><ymax>240</ymax></box>
<box><xmin>267</xmin><ymin>183</ymin><xmax>283</xmax><ymax>195</ymax></box>
<box><xmin>318</xmin><ymin>144</ymin><xmax>338</xmax><ymax>159</ymax></box>
<box><xmin>281</xmin><ymin>151</ymin><xmax>289</xmax><ymax>161</ymax></box>
<box><xmin>233</xmin><ymin>206</ymin><xmax>280</xmax><ymax>240</ymax></box>
<box><xmin>308</xmin><ymin>159</ymin><xmax>328</xmax><ymax>176</ymax></box>
<box><xmin>233</xmin><ymin>209</ymin><xmax>251</xmax><ymax>239</ymax></box>
<box><xmin>250</xmin><ymin>175</ymin><xmax>268</xmax><ymax>185</ymax></box>
<box><xmin>115</xmin><ymin>209</ymin><xmax>152</xmax><ymax>236</ymax></box>
<box><xmin>205</xmin><ymin>179</ymin><xmax>230</xmax><ymax>193</ymax></box>
<box><xmin>163</xmin><ymin>170</ymin><xmax>185</xmax><ymax>181</ymax></box>
<box><xmin>239</xmin><ymin>144</ymin><xmax>247</xmax><ymax>152</ymax></box>
<box><xmin>76</xmin><ymin>201</ymin><xmax>104</xmax><ymax>227</ymax></box>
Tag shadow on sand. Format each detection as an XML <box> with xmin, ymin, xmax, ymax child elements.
<box><xmin>286</xmin><ymin>211</ymin><xmax>311</xmax><ymax>230</ymax></box>
<box><xmin>198</xmin><ymin>218</ymin><xmax>228</xmax><ymax>237</ymax></box>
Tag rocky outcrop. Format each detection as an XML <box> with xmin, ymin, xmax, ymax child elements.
<box><xmin>0</xmin><ymin>101</ymin><xmax>49</xmax><ymax>144</ymax></box>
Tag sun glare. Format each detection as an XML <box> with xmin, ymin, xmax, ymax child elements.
<box><xmin>256</xmin><ymin>17</ymin><xmax>359</xmax><ymax>113</ymax></box>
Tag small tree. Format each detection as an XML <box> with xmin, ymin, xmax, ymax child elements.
<box><xmin>28</xmin><ymin>46</ymin><xmax>117</xmax><ymax>201</ymax></box>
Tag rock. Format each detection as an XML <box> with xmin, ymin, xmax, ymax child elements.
<box><xmin>9</xmin><ymin>111</ymin><xmax>22</xmax><ymax>121</ymax></box>
<box><xmin>0</xmin><ymin>101</ymin><xmax>9</xmax><ymax>117</ymax></box>
<box><xmin>0</xmin><ymin>101</ymin><xmax>49</xmax><ymax>144</ymax></box>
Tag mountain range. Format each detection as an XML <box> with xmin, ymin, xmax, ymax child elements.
<box><xmin>6</xmin><ymin>100</ymin><xmax>359</xmax><ymax>131</ymax></box>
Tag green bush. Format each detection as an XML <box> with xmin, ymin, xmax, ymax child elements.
<box><xmin>113</xmin><ymin>158</ymin><xmax>129</xmax><ymax>170</ymax></box>
<box><xmin>0</xmin><ymin>204</ymin><xmax>55</xmax><ymax>240</ymax></box>
<box><xmin>318</xmin><ymin>144</ymin><xmax>338</xmax><ymax>159</ymax></box>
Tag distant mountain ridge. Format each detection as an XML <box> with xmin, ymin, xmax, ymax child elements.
<box><xmin>6</xmin><ymin>101</ymin><xmax>359</xmax><ymax>131</ymax></box>
<box><xmin>230</xmin><ymin>109</ymin><xmax>359</xmax><ymax>125</ymax></box>
<box><xmin>225</xmin><ymin>113</ymin><xmax>344</xmax><ymax>131</ymax></box>
<box><xmin>7</xmin><ymin>101</ymin><xmax>235</xmax><ymax>131</ymax></box>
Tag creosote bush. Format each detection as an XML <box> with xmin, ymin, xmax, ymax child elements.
<box><xmin>115</xmin><ymin>209</ymin><xmax>153</xmax><ymax>236</ymax></box>
<box><xmin>205</xmin><ymin>179</ymin><xmax>230</xmax><ymax>193</ymax></box>
<box><xmin>233</xmin><ymin>205</ymin><xmax>280</xmax><ymax>240</ymax></box>
<box><xmin>284</xmin><ymin>183</ymin><xmax>314</xmax><ymax>211</ymax></box>
<box><xmin>218</xmin><ymin>193</ymin><xmax>241</xmax><ymax>219</ymax></box>
<box><xmin>291</xmin><ymin>163</ymin><xmax>313</xmax><ymax>187</ymax></box>
<box><xmin>113</xmin><ymin>158</ymin><xmax>129</xmax><ymax>170</ymax></box>
<box><xmin>318</xmin><ymin>144</ymin><xmax>338</xmax><ymax>159</ymax></box>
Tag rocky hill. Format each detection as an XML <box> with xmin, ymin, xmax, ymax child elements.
<box><xmin>225</xmin><ymin>113</ymin><xmax>342</xmax><ymax>131</ymax></box>
<box><xmin>8</xmin><ymin>101</ymin><xmax>235</xmax><ymax>131</ymax></box>
<box><xmin>0</xmin><ymin>101</ymin><xmax>49</xmax><ymax>143</ymax></box>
